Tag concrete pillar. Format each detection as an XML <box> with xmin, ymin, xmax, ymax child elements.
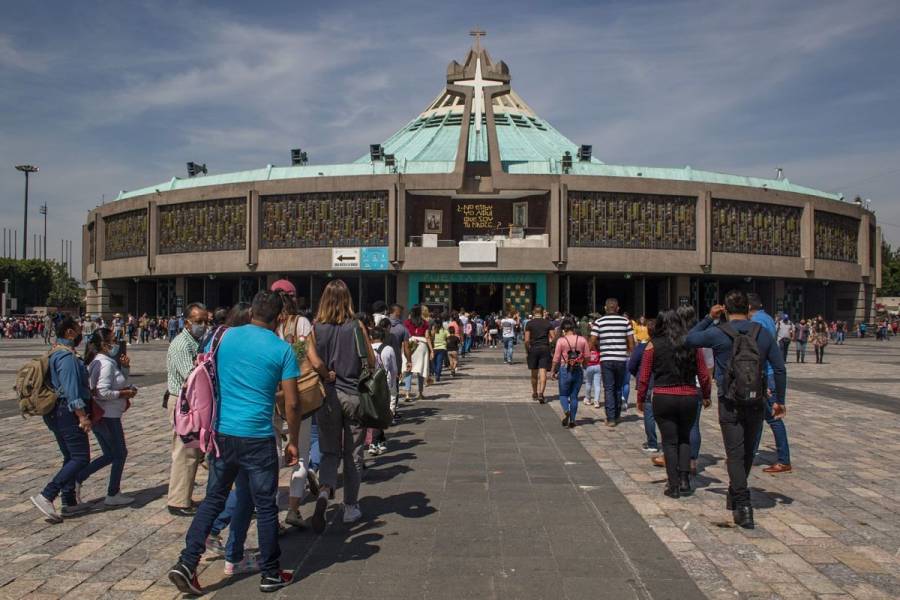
<box><xmin>397</xmin><ymin>186</ymin><xmax>407</xmax><ymax>262</ymax></box>
<box><xmin>550</xmin><ymin>183</ymin><xmax>562</xmax><ymax>265</ymax></box>
<box><xmin>858</xmin><ymin>213</ymin><xmax>871</xmax><ymax>275</ymax></box>
<box><xmin>559</xmin><ymin>184</ymin><xmax>568</xmax><ymax>264</ymax></box>
<box><xmin>547</xmin><ymin>273</ymin><xmax>560</xmax><ymax>313</ymax></box>
<box><xmin>875</xmin><ymin>226</ymin><xmax>883</xmax><ymax>288</ymax></box>
<box><xmin>801</xmin><ymin>201</ymin><xmax>814</xmax><ymax>273</ymax></box>
<box><xmin>388</xmin><ymin>184</ymin><xmax>398</xmax><ymax>263</ymax></box>
<box><xmin>697</xmin><ymin>191</ymin><xmax>711</xmax><ymax>267</ymax></box>
<box><xmin>148</xmin><ymin>200</ymin><xmax>157</xmax><ymax>272</ymax></box>
<box><xmin>674</xmin><ymin>275</ymin><xmax>691</xmax><ymax>304</ymax></box>
<box><xmin>396</xmin><ymin>273</ymin><xmax>409</xmax><ymax>310</ymax></box>
<box><xmin>248</xmin><ymin>190</ymin><xmax>259</xmax><ymax>268</ymax></box>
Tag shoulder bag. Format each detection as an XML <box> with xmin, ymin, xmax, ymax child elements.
<box><xmin>353</xmin><ymin>322</ymin><xmax>392</xmax><ymax>429</ymax></box>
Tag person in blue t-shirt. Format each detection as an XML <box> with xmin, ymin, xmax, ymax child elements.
<box><xmin>685</xmin><ymin>289</ymin><xmax>785</xmax><ymax>531</ymax></box>
<box><xmin>748</xmin><ymin>294</ymin><xmax>792</xmax><ymax>476</ymax></box>
<box><xmin>169</xmin><ymin>291</ymin><xmax>300</xmax><ymax>595</ymax></box>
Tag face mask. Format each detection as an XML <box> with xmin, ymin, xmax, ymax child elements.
<box><xmin>190</xmin><ymin>323</ymin><xmax>208</xmax><ymax>339</ymax></box>
<box><xmin>108</xmin><ymin>344</ymin><xmax>121</xmax><ymax>358</ymax></box>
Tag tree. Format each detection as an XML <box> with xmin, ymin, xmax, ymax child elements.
<box><xmin>878</xmin><ymin>241</ymin><xmax>900</xmax><ymax>296</ymax></box>
<box><xmin>46</xmin><ymin>262</ymin><xmax>84</xmax><ymax>309</ymax></box>
<box><xmin>0</xmin><ymin>258</ymin><xmax>53</xmax><ymax>308</ymax></box>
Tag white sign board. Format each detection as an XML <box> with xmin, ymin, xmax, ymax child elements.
<box><xmin>332</xmin><ymin>248</ymin><xmax>360</xmax><ymax>269</ymax></box>
<box><xmin>458</xmin><ymin>241</ymin><xmax>497</xmax><ymax>263</ymax></box>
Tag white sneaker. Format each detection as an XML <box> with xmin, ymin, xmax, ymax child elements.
<box><xmin>104</xmin><ymin>493</ymin><xmax>135</xmax><ymax>506</ymax></box>
<box><xmin>342</xmin><ymin>503</ymin><xmax>362</xmax><ymax>524</ymax></box>
<box><xmin>224</xmin><ymin>553</ymin><xmax>260</xmax><ymax>575</ymax></box>
<box><xmin>30</xmin><ymin>494</ymin><xmax>63</xmax><ymax>523</ymax></box>
<box><xmin>376</xmin><ymin>442</ymin><xmax>387</xmax><ymax>454</ymax></box>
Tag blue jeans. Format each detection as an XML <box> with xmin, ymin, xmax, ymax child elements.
<box><xmin>209</xmin><ymin>474</ymin><xmax>254</xmax><ymax>563</ymax></box>
<box><xmin>754</xmin><ymin>374</ymin><xmax>791</xmax><ymax>465</ymax></box>
<box><xmin>309</xmin><ymin>414</ymin><xmax>321</xmax><ymax>471</ymax></box>
<box><xmin>601</xmin><ymin>361</ymin><xmax>627</xmax><ymax>421</ymax></box>
<box><xmin>180</xmin><ymin>434</ymin><xmax>281</xmax><ymax>577</ymax></box>
<box><xmin>502</xmin><ymin>337</ymin><xmax>514</xmax><ymax>363</ymax></box>
<box><xmin>622</xmin><ymin>379</ymin><xmax>630</xmax><ymax>406</ymax></box>
<box><xmin>42</xmin><ymin>401</ymin><xmax>91</xmax><ymax>505</ymax></box>
<box><xmin>403</xmin><ymin>372</ymin><xmax>424</xmax><ymax>395</ymax></box>
<box><xmin>643</xmin><ymin>391</ymin><xmax>658</xmax><ymax>450</ymax></box>
<box><xmin>558</xmin><ymin>366</ymin><xmax>584</xmax><ymax>423</ymax></box>
<box><xmin>689</xmin><ymin>394</ymin><xmax>702</xmax><ymax>460</ymax></box>
<box><xmin>77</xmin><ymin>417</ymin><xmax>128</xmax><ymax>497</ymax></box>
<box><xmin>463</xmin><ymin>335</ymin><xmax>473</xmax><ymax>355</ymax></box>
<box><xmin>583</xmin><ymin>365</ymin><xmax>602</xmax><ymax>404</ymax></box>
<box><xmin>433</xmin><ymin>349</ymin><xmax>447</xmax><ymax>381</ymax></box>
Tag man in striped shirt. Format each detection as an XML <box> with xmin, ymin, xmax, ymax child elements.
<box><xmin>590</xmin><ymin>298</ymin><xmax>635</xmax><ymax>426</ymax></box>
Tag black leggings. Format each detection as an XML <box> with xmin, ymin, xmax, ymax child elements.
<box><xmin>652</xmin><ymin>393</ymin><xmax>698</xmax><ymax>488</ymax></box>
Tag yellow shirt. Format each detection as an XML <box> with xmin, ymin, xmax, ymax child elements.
<box><xmin>633</xmin><ymin>322</ymin><xmax>649</xmax><ymax>343</ymax></box>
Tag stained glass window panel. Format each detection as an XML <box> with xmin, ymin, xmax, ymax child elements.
<box><xmin>260</xmin><ymin>191</ymin><xmax>388</xmax><ymax>249</ymax></box>
<box><xmin>158</xmin><ymin>198</ymin><xmax>246</xmax><ymax>254</ymax></box>
<box><xmin>104</xmin><ymin>209</ymin><xmax>147</xmax><ymax>260</ymax></box>
<box><xmin>711</xmin><ymin>199</ymin><xmax>801</xmax><ymax>257</ymax></box>
<box><xmin>814</xmin><ymin>211</ymin><xmax>858</xmax><ymax>262</ymax></box>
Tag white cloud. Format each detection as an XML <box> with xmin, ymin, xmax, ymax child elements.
<box><xmin>0</xmin><ymin>34</ymin><xmax>50</xmax><ymax>72</ymax></box>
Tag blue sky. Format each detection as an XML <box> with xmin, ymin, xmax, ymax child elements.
<box><xmin>2</xmin><ymin>0</ymin><xmax>899</xmax><ymax>278</ymax></box>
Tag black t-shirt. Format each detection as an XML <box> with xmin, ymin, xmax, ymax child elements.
<box><xmin>526</xmin><ymin>318</ymin><xmax>554</xmax><ymax>348</ymax></box>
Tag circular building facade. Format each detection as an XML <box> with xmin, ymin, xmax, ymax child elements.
<box><xmin>83</xmin><ymin>41</ymin><xmax>881</xmax><ymax>322</ymax></box>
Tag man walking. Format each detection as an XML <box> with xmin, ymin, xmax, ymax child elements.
<box><xmin>168</xmin><ymin>291</ymin><xmax>299</xmax><ymax>594</ymax></box>
<box><xmin>775</xmin><ymin>314</ymin><xmax>792</xmax><ymax>362</ymax></box>
<box><xmin>686</xmin><ymin>290</ymin><xmax>785</xmax><ymax>529</ymax></box>
<box><xmin>525</xmin><ymin>305</ymin><xmax>555</xmax><ymax>403</ymax></box>
<box><xmin>748</xmin><ymin>294</ymin><xmax>792</xmax><ymax>475</ymax></box>
<box><xmin>590</xmin><ymin>298</ymin><xmax>634</xmax><ymax>427</ymax></box>
<box><xmin>165</xmin><ymin>302</ymin><xmax>208</xmax><ymax>516</ymax></box>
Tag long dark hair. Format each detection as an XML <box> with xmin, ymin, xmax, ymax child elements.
<box><xmin>653</xmin><ymin>310</ymin><xmax>695</xmax><ymax>382</ymax></box>
<box><xmin>84</xmin><ymin>327</ymin><xmax>113</xmax><ymax>365</ymax></box>
<box><xmin>408</xmin><ymin>305</ymin><xmax>424</xmax><ymax>328</ymax></box>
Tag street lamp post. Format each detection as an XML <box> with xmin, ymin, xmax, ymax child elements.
<box><xmin>15</xmin><ymin>165</ymin><xmax>39</xmax><ymax>260</ymax></box>
<box><xmin>39</xmin><ymin>204</ymin><xmax>47</xmax><ymax>260</ymax></box>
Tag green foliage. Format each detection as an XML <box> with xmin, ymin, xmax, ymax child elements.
<box><xmin>879</xmin><ymin>241</ymin><xmax>900</xmax><ymax>296</ymax></box>
<box><xmin>47</xmin><ymin>262</ymin><xmax>84</xmax><ymax>308</ymax></box>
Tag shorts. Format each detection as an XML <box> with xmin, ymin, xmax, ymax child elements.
<box><xmin>527</xmin><ymin>346</ymin><xmax>552</xmax><ymax>370</ymax></box>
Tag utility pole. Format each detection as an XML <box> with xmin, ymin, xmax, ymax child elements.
<box><xmin>15</xmin><ymin>165</ymin><xmax>39</xmax><ymax>259</ymax></box>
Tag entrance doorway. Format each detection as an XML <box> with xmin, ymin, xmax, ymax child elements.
<box><xmin>451</xmin><ymin>283</ymin><xmax>504</xmax><ymax>315</ymax></box>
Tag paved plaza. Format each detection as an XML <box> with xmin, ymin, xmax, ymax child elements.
<box><xmin>0</xmin><ymin>337</ymin><xmax>898</xmax><ymax>599</ymax></box>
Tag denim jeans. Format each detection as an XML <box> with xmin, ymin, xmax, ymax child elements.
<box><xmin>622</xmin><ymin>379</ymin><xmax>630</xmax><ymax>406</ymax></box>
<box><xmin>558</xmin><ymin>366</ymin><xmax>584</xmax><ymax>423</ymax></box>
<box><xmin>179</xmin><ymin>434</ymin><xmax>280</xmax><ymax>577</ymax></box>
<box><xmin>209</xmin><ymin>473</ymin><xmax>255</xmax><ymax>564</ymax></box>
<box><xmin>42</xmin><ymin>401</ymin><xmax>91</xmax><ymax>505</ymax></box>
<box><xmin>583</xmin><ymin>365</ymin><xmax>602</xmax><ymax>404</ymax></box>
<box><xmin>77</xmin><ymin>417</ymin><xmax>128</xmax><ymax>496</ymax></box>
<box><xmin>463</xmin><ymin>335</ymin><xmax>473</xmax><ymax>355</ymax></box>
<box><xmin>689</xmin><ymin>394</ymin><xmax>702</xmax><ymax>460</ymax></box>
<box><xmin>502</xmin><ymin>337</ymin><xmax>514</xmax><ymax>363</ymax></box>
<box><xmin>643</xmin><ymin>391</ymin><xmax>658</xmax><ymax>450</ymax></box>
<box><xmin>795</xmin><ymin>341</ymin><xmax>807</xmax><ymax>362</ymax></box>
<box><xmin>753</xmin><ymin>374</ymin><xmax>791</xmax><ymax>465</ymax></box>
<box><xmin>601</xmin><ymin>361</ymin><xmax>627</xmax><ymax>421</ymax></box>
<box><xmin>433</xmin><ymin>349</ymin><xmax>447</xmax><ymax>381</ymax></box>
<box><xmin>309</xmin><ymin>414</ymin><xmax>321</xmax><ymax>471</ymax></box>
<box><xmin>403</xmin><ymin>372</ymin><xmax>424</xmax><ymax>395</ymax></box>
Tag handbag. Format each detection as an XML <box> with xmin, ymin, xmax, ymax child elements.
<box><xmin>353</xmin><ymin>322</ymin><xmax>392</xmax><ymax>430</ymax></box>
<box><xmin>279</xmin><ymin>316</ymin><xmax>325</xmax><ymax>421</ymax></box>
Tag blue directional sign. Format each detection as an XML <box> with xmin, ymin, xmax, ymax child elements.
<box><xmin>360</xmin><ymin>246</ymin><xmax>389</xmax><ymax>271</ymax></box>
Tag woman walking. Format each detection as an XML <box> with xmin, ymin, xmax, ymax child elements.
<box><xmin>431</xmin><ymin>321</ymin><xmax>449</xmax><ymax>382</ymax></box>
<box><xmin>677</xmin><ymin>306</ymin><xmax>713</xmax><ymax>476</ymax></box>
<box><xmin>311</xmin><ymin>280</ymin><xmax>375</xmax><ymax>532</ymax></box>
<box><xmin>403</xmin><ymin>305</ymin><xmax>431</xmax><ymax>401</ymax></box>
<box><xmin>793</xmin><ymin>319</ymin><xmax>809</xmax><ymax>363</ymax></box>
<box><xmin>551</xmin><ymin>318</ymin><xmax>589</xmax><ymax>428</ymax></box>
<box><xmin>636</xmin><ymin>310</ymin><xmax>711</xmax><ymax>498</ymax></box>
<box><xmin>813</xmin><ymin>315</ymin><xmax>829</xmax><ymax>364</ymax></box>
<box><xmin>77</xmin><ymin>328</ymin><xmax>138</xmax><ymax>506</ymax></box>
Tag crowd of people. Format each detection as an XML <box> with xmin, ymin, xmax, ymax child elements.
<box><xmin>18</xmin><ymin>278</ymin><xmax>895</xmax><ymax>594</ymax></box>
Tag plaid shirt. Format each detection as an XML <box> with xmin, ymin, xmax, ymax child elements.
<box><xmin>166</xmin><ymin>328</ymin><xmax>199</xmax><ymax>395</ymax></box>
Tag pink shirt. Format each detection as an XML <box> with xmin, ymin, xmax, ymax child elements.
<box><xmin>552</xmin><ymin>334</ymin><xmax>590</xmax><ymax>368</ymax></box>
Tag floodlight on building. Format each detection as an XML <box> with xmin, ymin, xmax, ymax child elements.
<box><xmin>291</xmin><ymin>148</ymin><xmax>308</xmax><ymax>165</ymax></box>
<box><xmin>775</xmin><ymin>167</ymin><xmax>784</xmax><ymax>180</ymax></box>
<box><xmin>561</xmin><ymin>151</ymin><xmax>572</xmax><ymax>173</ymax></box>
<box><xmin>369</xmin><ymin>144</ymin><xmax>384</xmax><ymax>162</ymax></box>
<box><xmin>186</xmin><ymin>162</ymin><xmax>207</xmax><ymax>177</ymax></box>
<box><xmin>384</xmin><ymin>153</ymin><xmax>396</xmax><ymax>168</ymax></box>
<box><xmin>578</xmin><ymin>145</ymin><xmax>592</xmax><ymax>162</ymax></box>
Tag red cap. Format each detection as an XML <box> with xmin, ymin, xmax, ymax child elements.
<box><xmin>270</xmin><ymin>279</ymin><xmax>296</xmax><ymax>296</ymax></box>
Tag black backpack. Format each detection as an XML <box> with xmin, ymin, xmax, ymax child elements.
<box><xmin>719</xmin><ymin>322</ymin><xmax>766</xmax><ymax>408</ymax></box>
<box><xmin>562</xmin><ymin>335</ymin><xmax>584</xmax><ymax>370</ymax></box>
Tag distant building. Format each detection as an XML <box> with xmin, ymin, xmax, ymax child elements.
<box><xmin>83</xmin><ymin>37</ymin><xmax>880</xmax><ymax>321</ymax></box>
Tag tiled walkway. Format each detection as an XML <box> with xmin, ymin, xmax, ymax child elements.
<box><xmin>0</xmin><ymin>337</ymin><xmax>898</xmax><ymax>599</ymax></box>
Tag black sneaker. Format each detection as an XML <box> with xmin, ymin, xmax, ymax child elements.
<box><xmin>260</xmin><ymin>570</ymin><xmax>294</xmax><ymax>593</ymax></box>
<box><xmin>311</xmin><ymin>493</ymin><xmax>328</xmax><ymax>534</ymax></box>
<box><xmin>168</xmin><ymin>562</ymin><xmax>203</xmax><ymax>596</ymax></box>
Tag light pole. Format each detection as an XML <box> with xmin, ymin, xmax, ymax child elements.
<box><xmin>39</xmin><ymin>204</ymin><xmax>47</xmax><ymax>260</ymax></box>
<box><xmin>15</xmin><ymin>165</ymin><xmax>38</xmax><ymax>260</ymax></box>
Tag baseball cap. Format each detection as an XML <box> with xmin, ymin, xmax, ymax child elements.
<box><xmin>271</xmin><ymin>279</ymin><xmax>296</xmax><ymax>296</ymax></box>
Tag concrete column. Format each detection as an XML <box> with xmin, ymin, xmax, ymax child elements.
<box><xmin>96</xmin><ymin>213</ymin><xmax>106</xmax><ymax>278</ymax></box>
<box><xmin>397</xmin><ymin>185</ymin><xmax>407</xmax><ymax>262</ymax></box>
<box><xmin>248</xmin><ymin>190</ymin><xmax>259</xmax><ymax>268</ymax></box>
<box><xmin>801</xmin><ymin>201</ymin><xmax>814</xmax><ymax>273</ymax></box>
<box><xmin>396</xmin><ymin>273</ymin><xmax>409</xmax><ymax>310</ymax></box>
<box><xmin>858</xmin><ymin>213</ymin><xmax>871</xmax><ymax>275</ymax></box>
<box><xmin>875</xmin><ymin>226</ymin><xmax>883</xmax><ymax>288</ymax></box>
<box><xmin>388</xmin><ymin>183</ymin><xmax>398</xmax><ymax>263</ymax></box>
<box><xmin>550</xmin><ymin>183</ymin><xmax>562</xmax><ymax>264</ymax></box>
<box><xmin>547</xmin><ymin>273</ymin><xmax>560</xmax><ymax>313</ymax></box>
<box><xmin>697</xmin><ymin>191</ymin><xmax>711</xmax><ymax>267</ymax></box>
<box><xmin>148</xmin><ymin>200</ymin><xmax>158</xmax><ymax>272</ymax></box>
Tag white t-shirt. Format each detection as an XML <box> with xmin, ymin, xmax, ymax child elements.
<box><xmin>501</xmin><ymin>318</ymin><xmax>517</xmax><ymax>339</ymax></box>
<box><xmin>278</xmin><ymin>315</ymin><xmax>312</xmax><ymax>340</ymax></box>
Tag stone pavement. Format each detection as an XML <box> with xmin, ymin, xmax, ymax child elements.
<box><xmin>0</xmin><ymin>336</ymin><xmax>898</xmax><ymax>599</ymax></box>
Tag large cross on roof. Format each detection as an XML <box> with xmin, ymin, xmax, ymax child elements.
<box><xmin>469</xmin><ymin>27</ymin><xmax>486</xmax><ymax>51</ymax></box>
